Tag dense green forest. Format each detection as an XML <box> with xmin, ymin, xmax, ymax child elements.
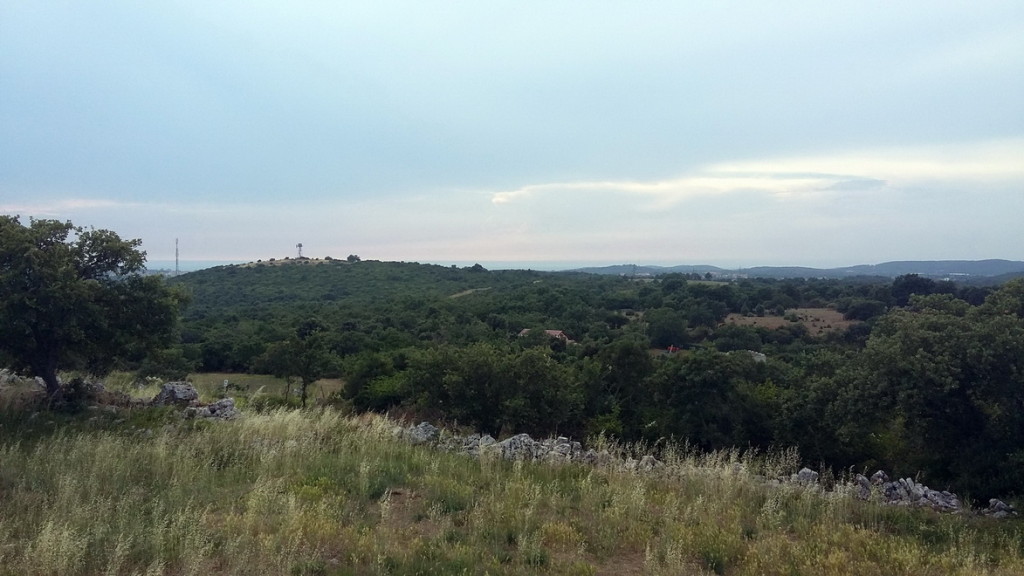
<box><xmin>152</xmin><ymin>259</ymin><xmax>1023</xmax><ymax>498</ymax></box>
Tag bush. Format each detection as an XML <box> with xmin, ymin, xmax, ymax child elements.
<box><xmin>248</xmin><ymin>393</ymin><xmax>302</xmax><ymax>412</ymax></box>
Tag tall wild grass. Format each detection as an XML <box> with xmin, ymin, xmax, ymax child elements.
<box><xmin>0</xmin><ymin>407</ymin><xmax>1021</xmax><ymax>575</ymax></box>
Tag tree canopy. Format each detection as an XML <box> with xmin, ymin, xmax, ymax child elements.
<box><xmin>258</xmin><ymin>317</ymin><xmax>334</xmax><ymax>407</ymax></box>
<box><xmin>161</xmin><ymin>257</ymin><xmax>1024</xmax><ymax>496</ymax></box>
<box><xmin>0</xmin><ymin>216</ymin><xmax>185</xmax><ymax>398</ymax></box>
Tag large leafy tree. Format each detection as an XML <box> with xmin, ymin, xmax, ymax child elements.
<box><xmin>642</xmin><ymin>349</ymin><xmax>771</xmax><ymax>449</ymax></box>
<box><xmin>0</xmin><ymin>216</ymin><xmax>185</xmax><ymax>398</ymax></box>
<box><xmin>832</xmin><ymin>286</ymin><xmax>1024</xmax><ymax>495</ymax></box>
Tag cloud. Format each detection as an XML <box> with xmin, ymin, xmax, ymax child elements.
<box><xmin>6</xmin><ymin>138</ymin><xmax>1023</xmax><ymax>268</ymax></box>
<box><xmin>0</xmin><ymin>198</ymin><xmax>133</xmax><ymax>217</ymax></box>
<box><xmin>491</xmin><ymin>174</ymin><xmax>833</xmax><ymax>208</ymax></box>
<box><xmin>489</xmin><ymin>138</ymin><xmax>1024</xmax><ymax>210</ymax></box>
<box><xmin>715</xmin><ymin>139</ymin><xmax>1024</xmax><ymax>184</ymax></box>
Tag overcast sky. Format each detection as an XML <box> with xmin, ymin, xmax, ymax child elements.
<box><xmin>2</xmin><ymin>1</ymin><xmax>1023</xmax><ymax>269</ymax></box>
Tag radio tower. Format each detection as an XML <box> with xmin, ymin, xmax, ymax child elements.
<box><xmin>296</xmin><ymin>243</ymin><xmax>303</xmax><ymax>259</ymax></box>
<box><xmin>175</xmin><ymin>238</ymin><xmax>179</xmax><ymax>276</ymax></box>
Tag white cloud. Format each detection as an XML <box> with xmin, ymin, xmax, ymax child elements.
<box><xmin>0</xmin><ymin>198</ymin><xmax>133</xmax><ymax>217</ymax></box>
<box><xmin>491</xmin><ymin>174</ymin><xmax>838</xmax><ymax>209</ymax></box>
<box><xmin>716</xmin><ymin>139</ymin><xmax>1024</xmax><ymax>184</ymax></box>
<box><xmin>7</xmin><ymin>137</ymin><xmax>1022</xmax><ymax>267</ymax></box>
<box><xmin>490</xmin><ymin>138</ymin><xmax>1024</xmax><ymax>211</ymax></box>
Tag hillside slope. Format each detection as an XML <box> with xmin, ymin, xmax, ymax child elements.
<box><xmin>1</xmin><ymin>406</ymin><xmax>1021</xmax><ymax>575</ymax></box>
<box><xmin>574</xmin><ymin>259</ymin><xmax>1024</xmax><ymax>280</ymax></box>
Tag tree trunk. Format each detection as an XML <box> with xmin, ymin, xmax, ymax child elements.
<box><xmin>40</xmin><ymin>353</ymin><xmax>61</xmax><ymax>402</ymax></box>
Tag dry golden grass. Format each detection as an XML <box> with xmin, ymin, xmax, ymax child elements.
<box><xmin>186</xmin><ymin>372</ymin><xmax>345</xmax><ymax>403</ymax></box>
<box><xmin>723</xmin><ymin>307</ymin><xmax>858</xmax><ymax>335</ymax></box>
<box><xmin>0</xmin><ymin>398</ymin><xmax>1021</xmax><ymax>575</ymax></box>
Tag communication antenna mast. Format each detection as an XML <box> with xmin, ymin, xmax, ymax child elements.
<box><xmin>175</xmin><ymin>238</ymin><xmax>179</xmax><ymax>276</ymax></box>
<box><xmin>296</xmin><ymin>243</ymin><xmax>303</xmax><ymax>258</ymax></box>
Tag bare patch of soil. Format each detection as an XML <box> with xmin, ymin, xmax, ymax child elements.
<box><xmin>377</xmin><ymin>487</ymin><xmax>445</xmax><ymax>542</ymax></box>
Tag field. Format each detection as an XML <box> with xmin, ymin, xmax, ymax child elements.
<box><xmin>92</xmin><ymin>372</ymin><xmax>346</xmax><ymax>407</ymax></box>
<box><xmin>189</xmin><ymin>373</ymin><xmax>346</xmax><ymax>404</ymax></box>
<box><xmin>1</xmin><ymin>376</ymin><xmax>1022</xmax><ymax>575</ymax></box>
<box><xmin>722</xmin><ymin>308</ymin><xmax>857</xmax><ymax>336</ymax></box>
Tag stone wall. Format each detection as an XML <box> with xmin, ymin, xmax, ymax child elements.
<box><xmin>396</xmin><ymin>421</ymin><xmax>1018</xmax><ymax>518</ymax></box>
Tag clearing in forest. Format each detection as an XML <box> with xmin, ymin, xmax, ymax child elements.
<box><xmin>723</xmin><ymin>307</ymin><xmax>858</xmax><ymax>335</ymax></box>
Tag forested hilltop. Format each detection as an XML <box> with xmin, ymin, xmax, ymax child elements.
<box><xmin>164</xmin><ymin>258</ymin><xmax>1024</xmax><ymax>498</ymax></box>
<box><xmin>574</xmin><ymin>259</ymin><xmax>1024</xmax><ymax>282</ymax></box>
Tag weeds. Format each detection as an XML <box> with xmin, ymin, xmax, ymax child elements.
<box><xmin>0</xmin><ymin>406</ymin><xmax>1020</xmax><ymax>575</ymax></box>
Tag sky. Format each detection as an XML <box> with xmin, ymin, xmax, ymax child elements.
<box><xmin>2</xmin><ymin>1</ymin><xmax>1023</xmax><ymax>269</ymax></box>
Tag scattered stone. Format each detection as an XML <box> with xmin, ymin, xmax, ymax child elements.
<box><xmin>152</xmin><ymin>382</ymin><xmax>199</xmax><ymax>406</ymax></box>
<box><xmin>405</xmin><ymin>421</ymin><xmax>440</xmax><ymax>445</ymax></box>
<box><xmin>0</xmin><ymin>368</ymin><xmax>23</xmax><ymax>387</ymax></box>
<box><xmin>854</xmin><ymin>472</ymin><xmax>962</xmax><ymax>512</ymax></box>
<box><xmin>495</xmin><ymin>433</ymin><xmax>542</xmax><ymax>460</ymax></box>
<box><xmin>794</xmin><ymin>468</ymin><xmax>819</xmax><ymax>485</ymax></box>
<box><xmin>183</xmin><ymin>397</ymin><xmax>240</xmax><ymax>421</ymax></box>
<box><xmin>208</xmin><ymin>397</ymin><xmax>239</xmax><ymax>418</ymax></box>
<box><xmin>982</xmin><ymin>499</ymin><xmax>1017</xmax><ymax>519</ymax></box>
<box><xmin>594</xmin><ymin>450</ymin><xmax>616</xmax><ymax>467</ymax></box>
<box><xmin>854</xmin><ymin>474</ymin><xmax>872</xmax><ymax>500</ymax></box>
<box><xmin>392</xmin><ymin>421</ymin><xmax>1012</xmax><ymax>518</ymax></box>
<box><xmin>638</xmin><ymin>454</ymin><xmax>663</xmax><ymax>472</ymax></box>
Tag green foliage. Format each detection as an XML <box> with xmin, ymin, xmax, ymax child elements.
<box><xmin>835</xmin><ymin>297</ymin><xmax>888</xmax><ymax>321</ymax></box>
<box><xmin>256</xmin><ymin>318</ymin><xmax>335</xmax><ymax>407</ymax></box>
<box><xmin>158</xmin><ymin>258</ymin><xmax>1024</xmax><ymax>498</ymax></box>
<box><xmin>832</xmin><ymin>280</ymin><xmax>1024</xmax><ymax>495</ymax></box>
<box><xmin>712</xmin><ymin>324</ymin><xmax>764</xmax><ymax>352</ymax></box>
<box><xmin>645</xmin><ymin>307</ymin><xmax>689</xmax><ymax>349</ymax></box>
<box><xmin>642</xmin><ymin>349</ymin><xmax>774</xmax><ymax>448</ymax></box>
<box><xmin>891</xmin><ymin>273</ymin><xmax>952</xmax><ymax>307</ymax></box>
<box><xmin>0</xmin><ymin>216</ymin><xmax>184</xmax><ymax>398</ymax></box>
<box><xmin>403</xmin><ymin>343</ymin><xmax>584</xmax><ymax>436</ymax></box>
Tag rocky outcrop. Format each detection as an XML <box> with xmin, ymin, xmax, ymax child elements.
<box><xmin>398</xmin><ymin>423</ymin><xmax>648</xmax><ymax>473</ymax></box>
<box><xmin>982</xmin><ymin>499</ymin><xmax>1018</xmax><ymax>519</ymax></box>
<box><xmin>150</xmin><ymin>382</ymin><xmax>240</xmax><ymax>420</ymax></box>
<box><xmin>851</xmin><ymin>470</ymin><xmax>962</xmax><ymax>512</ymax></box>
<box><xmin>404</xmin><ymin>421</ymin><xmax>440</xmax><ymax>445</ymax></box>
<box><xmin>793</xmin><ymin>468</ymin><xmax>819</xmax><ymax>485</ymax></box>
<box><xmin>152</xmin><ymin>382</ymin><xmax>199</xmax><ymax>406</ymax></box>
<box><xmin>183</xmin><ymin>397</ymin><xmax>239</xmax><ymax>421</ymax></box>
<box><xmin>623</xmin><ymin>454</ymin><xmax>664</xmax><ymax>473</ymax></box>
<box><xmin>0</xmin><ymin>368</ymin><xmax>18</xmax><ymax>386</ymax></box>
<box><xmin>0</xmin><ymin>369</ymin><xmax>46</xmax><ymax>390</ymax></box>
<box><xmin>488</xmin><ymin>433</ymin><xmax>586</xmax><ymax>462</ymax></box>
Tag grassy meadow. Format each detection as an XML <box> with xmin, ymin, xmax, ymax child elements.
<box><xmin>77</xmin><ymin>372</ymin><xmax>346</xmax><ymax>409</ymax></box>
<box><xmin>1</xmin><ymin>379</ymin><xmax>1022</xmax><ymax>575</ymax></box>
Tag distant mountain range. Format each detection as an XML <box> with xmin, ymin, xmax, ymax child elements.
<box><xmin>570</xmin><ymin>260</ymin><xmax>1024</xmax><ymax>283</ymax></box>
